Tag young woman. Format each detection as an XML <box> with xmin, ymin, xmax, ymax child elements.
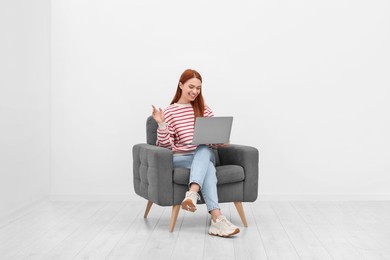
<box><xmin>152</xmin><ymin>69</ymin><xmax>240</xmax><ymax>237</ymax></box>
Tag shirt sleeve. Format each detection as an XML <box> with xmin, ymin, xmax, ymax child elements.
<box><xmin>204</xmin><ymin>105</ymin><xmax>214</xmax><ymax>118</ymax></box>
<box><xmin>156</xmin><ymin>110</ymin><xmax>175</xmax><ymax>149</ymax></box>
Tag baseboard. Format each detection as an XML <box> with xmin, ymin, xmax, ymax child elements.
<box><xmin>258</xmin><ymin>193</ymin><xmax>390</xmax><ymax>201</ymax></box>
<box><xmin>49</xmin><ymin>194</ymin><xmax>138</xmax><ymax>201</ymax></box>
<box><xmin>49</xmin><ymin>193</ymin><xmax>390</xmax><ymax>201</ymax></box>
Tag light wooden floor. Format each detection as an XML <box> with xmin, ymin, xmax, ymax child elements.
<box><xmin>1</xmin><ymin>198</ymin><xmax>390</xmax><ymax>259</ymax></box>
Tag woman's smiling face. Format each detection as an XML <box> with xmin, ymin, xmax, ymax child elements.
<box><xmin>178</xmin><ymin>77</ymin><xmax>202</xmax><ymax>103</ymax></box>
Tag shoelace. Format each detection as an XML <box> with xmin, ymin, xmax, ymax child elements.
<box><xmin>218</xmin><ymin>217</ymin><xmax>234</xmax><ymax>228</ymax></box>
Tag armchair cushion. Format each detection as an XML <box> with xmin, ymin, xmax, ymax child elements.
<box><xmin>173</xmin><ymin>165</ymin><xmax>245</xmax><ymax>186</ymax></box>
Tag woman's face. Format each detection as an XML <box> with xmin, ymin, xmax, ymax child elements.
<box><xmin>179</xmin><ymin>78</ymin><xmax>202</xmax><ymax>103</ymax></box>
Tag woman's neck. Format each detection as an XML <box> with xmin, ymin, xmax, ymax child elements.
<box><xmin>176</xmin><ymin>98</ymin><xmax>191</xmax><ymax>104</ymax></box>
<box><xmin>174</xmin><ymin>102</ymin><xmax>192</xmax><ymax>107</ymax></box>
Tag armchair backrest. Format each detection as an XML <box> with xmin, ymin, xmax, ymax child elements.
<box><xmin>146</xmin><ymin>116</ymin><xmax>158</xmax><ymax>145</ymax></box>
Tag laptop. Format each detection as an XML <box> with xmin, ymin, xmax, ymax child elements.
<box><xmin>190</xmin><ymin>117</ymin><xmax>233</xmax><ymax>145</ymax></box>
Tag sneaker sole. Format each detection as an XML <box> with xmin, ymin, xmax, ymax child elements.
<box><xmin>209</xmin><ymin>228</ymin><xmax>240</xmax><ymax>237</ymax></box>
<box><xmin>181</xmin><ymin>199</ymin><xmax>197</xmax><ymax>212</ymax></box>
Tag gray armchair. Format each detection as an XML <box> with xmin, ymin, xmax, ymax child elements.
<box><xmin>132</xmin><ymin>116</ymin><xmax>259</xmax><ymax>232</ymax></box>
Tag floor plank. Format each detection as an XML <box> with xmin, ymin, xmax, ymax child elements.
<box><xmin>340</xmin><ymin>201</ymin><xmax>390</xmax><ymax>254</ymax></box>
<box><xmin>1</xmin><ymin>199</ymin><xmax>390</xmax><ymax>260</ymax></box>
<box><xmin>230</xmin><ymin>203</ymin><xmax>268</xmax><ymax>260</ymax></box>
<box><xmin>0</xmin><ymin>199</ymin><xmax>48</xmax><ymax>230</ymax></box>
<box><xmin>138</xmin><ymin>205</ymin><xmax>184</xmax><ymax>260</ymax></box>
<box><xmin>73</xmin><ymin>200</ymin><xmax>145</xmax><ymax>259</ymax></box>
<box><xmin>0</xmin><ymin>201</ymin><xmax>83</xmax><ymax>259</ymax></box>
<box><xmin>313</xmin><ymin>201</ymin><xmax>390</xmax><ymax>260</ymax></box>
<box><xmin>171</xmin><ymin>205</ymin><xmax>208</xmax><ymax>260</ymax></box>
<box><xmin>291</xmin><ymin>201</ymin><xmax>364</xmax><ymax>260</ymax></box>
<box><xmin>271</xmin><ymin>201</ymin><xmax>333</xmax><ymax>259</ymax></box>
<box><xmin>106</xmin><ymin>202</ymin><xmax>165</xmax><ymax>259</ymax></box>
<box><xmin>251</xmin><ymin>201</ymin><xmax>300</xmax><ymax>260</ymax></box>
<box><xmin>39</xmin><ymin>201</ymin><xmax>121</xmax><ymax>259</ymax></box>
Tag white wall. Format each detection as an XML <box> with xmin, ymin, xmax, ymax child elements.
<box><xmin>51</xmin><ymin>0</ymin><xmax>390</xmax><ymax>199</ymax></box>
<box><xmin>0</xmin><ymin>0</ymin><xmax>51</xmax><ymax>217</ymax></box>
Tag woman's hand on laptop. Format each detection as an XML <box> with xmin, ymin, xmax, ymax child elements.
<box><xmin>218</xmin><ymin>143</ymin><xmax>230</xmax><ymax>147</ymax></box>
<box><xmin>152</xmin><ymin>105</ymin><xmax>165</xmax><ymax>124</ymax></box>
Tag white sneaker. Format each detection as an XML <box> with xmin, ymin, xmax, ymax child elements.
<box><xmin>209</xmin><ymin>215</ymin><xmax>240</xmax><ymax>237</ymax></box>
<box><xmin>181</xmin><ymin>191</ymin><xmax>200</xmax><ymax>212</ymax></box>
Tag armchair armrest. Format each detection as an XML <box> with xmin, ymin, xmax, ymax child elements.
<box><xmin>133</xmin><ymin>143</ymin><xmax>174</xmax><ymax>206</ymax></box>
<box><xmin>217</xmin><ymin>144</ymin><xmax>259</xmax><ymax>202</ymax></box>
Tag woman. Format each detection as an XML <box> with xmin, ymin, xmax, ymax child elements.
<box><xmin>152</xmin><ymin>69</ymin><xmax>240</xmax><ymax>237</ymax></box>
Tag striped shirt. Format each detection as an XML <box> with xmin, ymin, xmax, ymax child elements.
<box><xmin>156</xmin><ymin>103</ymin><xmax>214</xmax><ymax>154</ymax></box>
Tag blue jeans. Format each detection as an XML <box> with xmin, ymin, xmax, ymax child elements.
<box><xmin>173</xmin><ymin>145</ymin><xmax>219</xmax><ymax>212</ymax></box>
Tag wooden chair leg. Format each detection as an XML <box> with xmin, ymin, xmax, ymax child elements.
<box><xmin>144</xmin><ymin>200</ymin><xmax>153</xmax><ymax>218</ymax></box>
<box><xmin>234</xmin><ymin>201</ymin><xmax>248</xmax><ymax>227</ymax></box>
<box><xmin>169</xmin><ymin>205</ymin><xmax>181</xmax><ymax>232</ymax></box>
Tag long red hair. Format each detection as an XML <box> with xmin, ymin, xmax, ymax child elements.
<box><xmin>170</xmin><ymin>69</ymin><xmax>205</xmax><ymax>118</ymax></box>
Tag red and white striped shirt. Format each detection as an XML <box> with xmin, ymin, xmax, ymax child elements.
<box><xmin>156</xmin><ymin>103</ymin><xmax>214</xmax><ymax>154</ymax></box>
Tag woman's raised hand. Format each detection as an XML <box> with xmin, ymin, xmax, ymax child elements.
<box><xmin>152</xmin><ymin>105</ymin><xmax>165</xmax><ymax>124</ymax></box>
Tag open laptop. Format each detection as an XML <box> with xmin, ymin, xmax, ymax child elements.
<box><xmin>190</xmin><ymin>117</ymin><xmax>233</xmax><ymax>145</ymax></box>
